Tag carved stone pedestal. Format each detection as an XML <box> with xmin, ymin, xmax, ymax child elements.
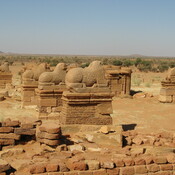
<box><xmin>21</xmin><ymin>81</ymin><xmax>38</xmax><ymax>107</ymax></box>
<box><xmin>36</xmin><ymin>85</ymin><xmax>66</xmax><ymax>119</ymax></box>
<box><xmin>0</xmin><ymin>72</ymin><xmax>12</xmax><ymax>88</ymax></box>
<box><xmin>105</xmin><ymin>67</ymin><xmax>132</xmax><ymax>96</ymax></box>
<box><xmin>60</xmin><ymin>91</ymin><xmax>113</xmax><ymax>125</ymax></box>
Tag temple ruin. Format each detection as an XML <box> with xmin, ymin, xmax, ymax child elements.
<box><xmin>0</xmin><ymin>62</ymin><xmax>12</xmax><ymax>88</ymax></box>
<box><xmin>59</xmin><ymin>61</ymin><xmax>114</xmax><ymax>125</ymax></box>
<box><xmin>105</xmin><ymin>66</ymin><xmax>132</xmax><ymax>96</ymax></box>
<box><xmin>21</xmin><ymin>63</ymin><xmax>50</xmax><ymax>106</ymax></box>
<box><xmin>159</xmin><ymin>67</ymin><xmax>175</xmax><ymax>103</ymax></box>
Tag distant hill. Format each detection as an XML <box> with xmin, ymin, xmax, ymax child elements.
<box><xmin>0</xmin><ymin>51</ymin><xmax>4</xmax><ymax>54</ymax></box>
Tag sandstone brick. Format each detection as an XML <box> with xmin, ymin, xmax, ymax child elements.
<box><xmin>0</xmin><ymin>139</ymin><xmax>15</xmax><ymax>145</ymax></box>
<box><xmin>39</xmin><ymin>125</ymin><xmax>61</xmax><ymax>134</ymax></box>
<box><xmin>160</xmin><ymin>164</ymin><xmax>173</xmax><ymax>171</ymax></box>
<box><xmin>144</xmin><ymin>156</ymin><xmax>154</xmax><ymax>164</ymax></box>
<box><xmin>0</xmin><ymin>133</ymin><xmax>20</xmax><ymax>140</ymax></box>
<box><xmin>30</xmin><ymin>164</ymin><xmax>46</xmax><ymax>174</ymax></box>
<box><xmin>2</xmin><ymin>120</ymin><xmax>20</xmax><ymax>127</ymax></box>
<box><xmin>167</xmin><ymin>154</ymin><xmax>175</xmax><ymax>163</ymax></box>
<box><xmin>0</xmin><ymin>159</ymin><xmax>10</xmax><ymax>173</ymax></box>
<box><xmin>113</xmin><ymin>159</ymin><xmax>124</xmax><ymax>167</ymax></box>
<box><xmin>153</xmin><ymin>156</ymin><xmax>167</xmax><ymax>164</ymax></box>
<box><xmin>147</xmin><ymin>164</ymin><xmax>160</xmax><ymax>172</ymax></box>
<box><xmin>37</xmin><ymin>131</ymin><xmax>61</xmax><ymax>140</ymax></box>
<box><xmin>134</xmin><ymin>157</ymin><xmax>146</xmax><ymax>165</ymax></box>
<box><xmin>59</xmin><ymin>163</ymin><xmax>69</xmax><ymax>172</ymax></box>
<box><xmin>135</xmin><ymin>165</ymin><xmax>148</xmax><ymax>174</ymax></box>
<box><xmin>20</xmin><ymin>123</ymin><xmax>34</xmax><ymax>129</ymax></box>
<box><xmin>39</xmin><ymin>138</ymin><xmax>61</xmax><ymax>146</ymax></box>
<box><xmin>48</xmin><ymin>173</ymin><xmax>64</xmax><ymax>175</ymax></box>
<box><xmin>93</xmin><ymin>169</ymin><xmax>107</xmax><ymax>175</ymax></box>
<box><xmin>120</xmin><ymin>167</ymin><xmax>135</xmax><ymax>175</ymax></box>
<box><xmin>106</xmin><ymin>168</ymin><xmax>120</xmax><ymax>175</ymax></box>
<box><xmin>14</xmin><ymin>128</ymin><xmax>36</xmax><ymax>135</ymax></box>
<box><xmin>0</xmin><ymin>127</ymin><xmax>14</xmax><ymax>133</ymax></box>
<box><xmin>155</xmin><ymin>171</ymin><xmax>173</xmax><ymax>175</ymax></box>
<box><xmin>101</xmin><ymin>161</ymin><xmax>114</xmax><ymax>169</ymax></box>
<box><xmin>64</xmin><ymin>172</ymin><xmax>78</xmax><ymax>175</ymax></box>
<box><xmin>85</xmin><ymin>160</ymin><xmax>100</xmax><ymax>170</ymax></box>
<box><xmin>46</xmin><ymin>164</ymin><xmax>59</xmax><ymax>172</ymax></box>
<box><xmin>66</xmin><ymin>161</ymin><xmax>87</xmax><ymax>171</ymax></box>
<box><xmin>123</xmin><ymin>157</ymin><xmax>135</xmax><ymax>166</ymax></box>
<box><xmin>78</xmin><ymin>171</ymin><xmax>93</xmax><ymax>175</ymax></box>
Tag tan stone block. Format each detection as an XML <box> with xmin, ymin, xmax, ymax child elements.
<box><xmin>66</xmin><ymin>161</ymin><xmax>87</xmax><ymax>171</ymax></box>
<box><xmin>120</xmin><ymin>167</ymin><xmax>135</xmax><ymax>175</ymax></box>
<box><xmin>39</xmin><ymin>138</ymin><xmax>61</xmax><ymax>146</ymax></box>
<box><xmin>0</xmin><ymin>133</ymin><xmax>20</xmax><ymax>140</ymax></box>
<box><xmin>0</xmin><ymin>139</ymin><xmax>15</xmax><ymax>145</ymax></box>
<box><xmin>0</xmin><ymin>159</ymin><xmax>10</xmax><ymax>173</ymax></box>
<box><xmin>106</xmin><ymin>168</ymin><xmax>120</xmax><ymax>175</ymax></box>
<box><xmin>160</xmin><ymin>164</ymin><xmax>173</xmax><ymax>171</ymax></box>
<box><xmin>153</xmin><ymin>156</ymin><xmax>167</xmax><ymax>164</ymax></box>
<box><xmin>39</xmin><ymin>98</ymin><xmax>57</xmax><ymax>107</ymax></box>
<box><xmin>123</xmin><ymin>157</ymin><xmax>135</xmax><ymax>166</ymax></box>
<box><xmin>2</xmin><ymin>120</ymin><xmax>20</xmax><ymax>127</ymax></box>
<box><xmin>14</xmin><ymin>128</ymin><xmax>36</xmax><ymax>135</ymax></box>
<box><xmin>46</xmin><ymin>163</ymin><xmax>59</xmax><ymax>172</ymax></box>
<box><xmin>78</xmin><ymin>171</ymin><xmax>93</xmax><ymax>175</ymax></box>
<box><xmin>96</xmin><ymin>102</ymin><xmax>113</xmax><ymax>114</ymax></box>
<box><xmin>20</xmin><ymin>123</ymin><xmax>34</xmax><ymax>129</ymax></box>
<box><xmin>134</xmin><ymin>157</ymin><xmax>146</xmax><ymax>165</ymax></box>
<box><xmin>147</xmin><ymin>164</ymin><xmax>160</xmax><ymax>172</ymax></box>
<box><xmin>113</xmin><ymin>159</ymin><xmax>125</xmax><ymax>167</ymax></box>
<box><xmin>0</xmin><ymin>127</ymin><xmax>14</xmax><ymax>133</ymax></box>
<box><xmin>37</xmin><ymin>132</ymin><xmax>61</xmax><ymax>140</ymax></box>
<box><xmin>30</xmin><ymin>164</ymin><xmax>46</xmax><ymax>174</ymax></box>
<box><xmin>39</xmin><ymin>124</ymin><xmax>61</xmax><ymax>134</ymax></box>
<box><xmin>64</xmin><ymin>172</ymin><xmax>78</xmax><ymax>175</ymax></box>
<box><xmin>134</xmin><ymin>165</ymin><xmax>148</xmax><ymax>174</ymax></box>
<box><xmin>48</xmin><ymin>173</ymin><xmax>64</xmax><ymax>175</ymax></box>
<box><xmin>93</xmin><ymin>169</ymin><xmax>107</xmax><ymax>175</ymax></box>
<box><xmin>159</xmin><ymin>95</ymin><xmax>173</xmax><ymax>103</ymax></box>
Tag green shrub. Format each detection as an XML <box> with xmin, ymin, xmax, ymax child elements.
<box><xmin>112</xmin><ymin>60</ymin><xmax>123</xmax><ymax>66</ymax></box>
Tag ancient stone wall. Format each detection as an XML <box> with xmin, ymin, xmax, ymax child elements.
<box><xmin>0</xmin><ymin>62</ymin><xmax>12</xmax><ymax>88</ymax></box>
<box><xmin>60</xmin><ymin>61</ymin><xmax>113</xmax><ymax>125</ymax></box>
<box><xmin>36</xmin><ymin>63</ymin><xmax>67</xmax><ymax>119</ymax></box>
<box><xmin>105</xmin><ymin>66</ymin><xmax>132</xmax><ymax>96</ymax></box>
<box><xmin>159</xmin><ymin>67</ymin><xmax>175</xmax><ymax>103</ymax></box>
<box><xmin>0</xmin><ymin>119</ymin><xmax>36</xmax><ymax>149</ymax></box>
<box><xmin>21</xmin><ymin>63</ymin><xmax>50</xmax><ymax>106</ymax></box>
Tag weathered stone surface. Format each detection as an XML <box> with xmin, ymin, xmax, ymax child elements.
<box><xmin>93</xmin><ymin>169</ymin><xmax>107</xmax><ymax>175</ymax></box>
<box><xmin>160</xmin><ymin>164</ymin><xmax>173</xmax><ymax>171</ymax></box>
<box><xmin>0</xmin><ymin>148</ymin><xmax>24</xmax><ymax>158</ymax></box>
<box><xmin>0</xmin><ymin>159</ymin><xmax>10</xmax><ymax>173</ymax></box>
<box><xmin>30</xmin><ymin>164</ymin><xmax>46</xmax><ymax>174</ymax></box>
<box><xmin>147</xmin><ymin>164</ymin><xmax>160</xmax><ymax>172</ymax></box>
<box><xmin>37</xmin><ymin>131</ymin><xmax>61</xmax><ymax>140</ymax></box>
<box><xmin>2</xmin><ymin>120</ymin><xmax>20</xmax><ymax>127</ymax></box>
<box><xmin>46</xmin><ymin>164</ymin><xmax>59</xmax><ymax>172</ymax></box>
<box><xmin>20</xmin><ymin>123</ymin><xmax>34</xmax><ymax>129</ymax></box>
<box><xmin>0</xmin><ymin>133</ymin><xmax>20</xmax><ymax>140</ymax></box>
<box><xmin>153</xmin><ymin>156</ymin><xmax>167</xmax><ymax>164</ymax></box>
<box><xmin>0</xmin><ymin>139</ymin><xmax>15</xmax><ymax>145</ymax></box>
<box><xmin>107</xmin><ymin>168</ymin><xmax>120</xmax><ymax>175</ymax></box>
<box><xmin>69</xmin><ymin>144</ymin><xmax>84</xmax><ymax>152</ymax></box>
<box><xmin>38</xmin><ymin>138</ymin><xmax>61</xmax><ymax>146</ymax></box>
<box><xmin>0</xmin><ymin>127</ymin><xmax>14</xmax><ymax>133</ymax></box>
<box><xmin>39</xmin><ymin>124</ymin><xmax>61</xmax><ymax>134</ymax></box>
<box><xmin>134</xmin><ymin>165</ymin><xmax>148</xmax><ymax>174</ymax></box>
<box><xmin>14</xmin><ymin>128</ymin><xmax>36</xmax><ymax>135</ymax></box>
<box><xmin>101</xmin><ymin>161</ymin><xmax>114</xmax><ymax>169</ymax></box>
<box><xmin>85</xmin><ymin>160</ymin><xmax>100</xmax><ymax>170</ymax></box>
<box><xmin>120</xmin><ymin>167</ymin><xmax>135</xmax><ymax>175</ymax></box>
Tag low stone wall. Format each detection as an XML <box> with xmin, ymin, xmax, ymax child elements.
<box><xmin>17</xmin><ymin>154</ymin><xmax>175</xmax><ymax>175</ymax></box>
<box><xmin>123</xmin><ymin>130</ymin><xmax>175</xmax><ymax>147</ymax></box>
<box><xmin>0</xmin><ymin>119</ymin><xmax>36</xmax><ymax>149</ymax></box>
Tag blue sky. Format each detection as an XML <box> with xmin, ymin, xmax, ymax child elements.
<box><xmin>0</xmin><ymin>0</ymin><xmax>175</xmax><ymax>56</ymax></box>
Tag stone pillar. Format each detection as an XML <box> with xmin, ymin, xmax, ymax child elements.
<box><xmin>60</xmin><ymin>91</ymin><xmax>113</xmax><ymax>125</ymax></box>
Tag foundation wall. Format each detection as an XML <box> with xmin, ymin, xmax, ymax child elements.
<box><xmin>0</xmin><ymin>73</ymin><xmax>12</xmax><ymax>88</ymax></box>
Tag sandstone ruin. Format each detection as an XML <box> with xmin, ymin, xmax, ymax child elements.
<box><xmin>159</xmin><ymin>67</ymin><xmax>175</xmax><ymax>103</ymax></box>
<box><xmin>0</xmin><ymin>62</ymin><xmax>12</xmax><ymax>89</ymax></box>
<box><xmin>60</xmin><ymin>61</ymin><xmax>113</xmax><ymax>125</ymax></box>
<box><xmin>105</xmin><ymin>66</ymin><xmax>132</xmax><ymax>96</ymax></box>
<box><xmin>21</xmin><ymin>63</ymin><xmax>50</xmax><ymax>106</ymax></box>
<box><xmin>36</xmin><ymin>63</ymin><xmax>67</xmax><ymax>119</ymax></box>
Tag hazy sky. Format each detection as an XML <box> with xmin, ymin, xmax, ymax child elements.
<box><xmin>0</xmin><ymin>0</ymin><xmax>175</xmax><ymax>56</ymax></box>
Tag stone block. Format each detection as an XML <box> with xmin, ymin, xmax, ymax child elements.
<box><xmin>14</xmin><ymin>128</ymin><xmax>36</xmax><ymax>135</ymax></box>
<box><xmin>78</xmin><ymin>171</ymin><xmax>93</xmax><ymax>175</ymax></box>
<box><xmin>39</xmin><ymin>124</ymin><xmax>61</xmax><ymax>134</ymax></box>
<box><xmin>147</xmin><ymin>164</ymin><xmax>160</xmax><ymax>172</ymax></box>
<box><xmin>48</xmin><ymin>173</ymin><xmax>64</xmax><ymax>175</ymax></box>
<box><xmin>159</xmin><ymin>95</ymin><xmax>173</xmax><ymax>103</ymax></box>
<box><xmin>2</xmin><ymin>120</ymin><xmax>20</xmax><ymax>127</ymax></box>
<box><xmin>0</xmin><ymin>133</ymin><xmax>20</xmax><ymax>140</ymax></box>
<box><xmin>66</xmin><ymin>161</ymin><xmax>87</xmax><ymax>171</ymax></box>
<box><xmin>85</xmin><ymin>160</ymin><xmax>100</xmax><ymax>170</ymax></box>
<box><xmin>39</xmin><ymin>98</ymin><xmax>57</xmax><ymax>107</ymax></box>
<box><xmin>120</xmin><ymin>167</ymin><xmax>135</xmax><ymax>175</ymax></box>
<box><xmin>0</xmin><ymin>127</ymin><xmax>14</xmax><ymax>133</ymax></box>
<box><xmin>0</xmin><ymin>159</ymin><xmax>10</xmax><ymax>173</ymax></box>
<box><xmin>153</xmin><ymin>156</ymin><xmax>167</xmax><ymax>164</ymax></box>
<box><xmin>38</xmin><ymin>138</ymin><xmax>61</xmax><ymax>146</ymax></box>
<box><xmin>106</xmin><ymin>168</ymin><xmax>120</xmax><ymax>175</ymax></box>
<box><xmin>123</xmin><ymin>158</ymin><xmax>135</xmax><ymax>166</ymax></box>
<box><xmin>134</xmin><ymin>157</ymin><xmax>146</xmax><ymax>165</ymax></box>
<box><xmin>30</xmin><ymin>164</ymin><xmax>46</xmax><ymax>174</ymax></box>
<box><xmin>46</xmin><ymin>163</ymin><xmax>59</xmax><ymax>172</ymax></box>
<box><xmin>20</xmin><ymin>123</ymin><xmax>34</xmax><ymax>129</ymax></box>
<box><xmin>0</xmin><ymin>139</ymin><xmax>15</xmax><ymax>145</ymax></box>
<box><xmin>113</xmin><ymin>159</ymin><xmax>125</xmax><ymax>167</ymax></box>
<box><xmin>134</xmin><ymin>165</ymin><xmax>148</xmax><ymax>174</ymax></box>
<box><xmin>160</xmin><ymin>164</ymin><xmax>173</xmax><ymax>171</ymax></box>
<box><xmin>93</xmin><ymin>169</ymin><xmax>107</xmax><ymax>175</ymax></box>
<box><xmin>37</xmin><ymin>131</ymin><xmax>61</xmax><ymax>140</ymax></box>
<box><xmin>160</xmin><ymin>88</ymin><xmax>175</xmax><ymax>96</ymax></box>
